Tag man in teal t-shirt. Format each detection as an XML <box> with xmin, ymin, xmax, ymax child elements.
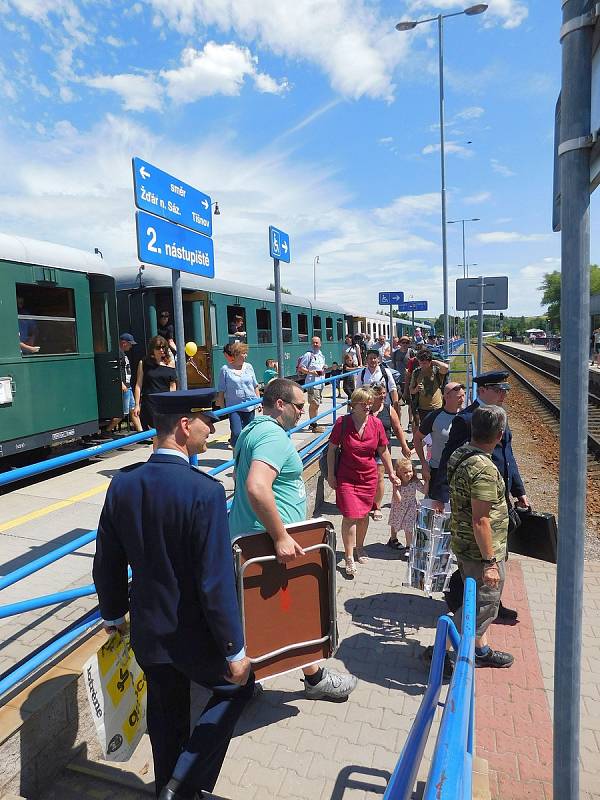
<box><xmin>228</xmin><ymin>378</ymin><xmax>357</xmax><ymax>701</ymax></box>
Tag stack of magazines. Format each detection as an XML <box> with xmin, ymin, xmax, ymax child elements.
<box><xmin>406</xmin><ymin>498</ymin><xmax>456</xmax><ymax>595</ymax></box>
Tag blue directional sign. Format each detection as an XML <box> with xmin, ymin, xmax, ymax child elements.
<box><xmin>136</xmin><ymin>210</ymin><xmax>214</xmax><ymax>278</ymax></box>
<box><xmin>398</xmin><ymin>300</ymin><xmax>428</xmax><ymax>312</ymax></box>
<box><xmin>269</xmin><ymin>225</ymin><xmax>291</xmax><ymax>263</ymax></box>
<box><xmin>379</xmin><ymin>291</ymin><xmax>404</xmax><ymax>305</ymax></box>
<box><xmin>132</xmin><ymin>157</ymin><xmax>212</xmax><ymax>238</ymax></box>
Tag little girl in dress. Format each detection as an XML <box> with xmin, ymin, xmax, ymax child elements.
<box><xmin>387</xmin><ymin>458</ymin><xmax>427</xmax><ymax>557</ymax></box>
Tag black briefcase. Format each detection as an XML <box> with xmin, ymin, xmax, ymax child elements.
<box><xmin>508</xmin><ymin>509</ymin><xmax>557</xmax><ymax>563</ymax></box>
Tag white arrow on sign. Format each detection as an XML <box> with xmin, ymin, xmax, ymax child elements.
<box><xmin>392</xmin><ymin>294</ymin><xmax>401</xmax><ymax>302</ymax></box>
<box><xmin>139</xmin><ymin>166</ymin><xmax>150</xmax><ymax>179</ymax></box>
<box><xmin>282</xmin><ymin>240</ymin><xmax>288</xmax><ymax>254</ymax></box>
<box><xmin>201</xmin><ymin>199</ymin><xmax>209</xmax><ymax>210</ymax></box>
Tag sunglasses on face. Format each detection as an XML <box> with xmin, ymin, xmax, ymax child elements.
<box><xmin>286</xmin><ymin>400</ymin><xmax>305</xmax><ymax>411</ymax></box>
<box><xmin>155</xmin><ymin>346</ymin><xmax>167</xmax><ymax>351</ymax></box>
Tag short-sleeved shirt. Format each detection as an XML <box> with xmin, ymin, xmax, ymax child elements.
<box><xmin>119</xmin><ymin>348</ymin><xmax>132</xmax><ymax>388</ymax></box>
<box><xmin>419</xmin><ymin>408</ymin><xmax>457</xmax><ymax>468</ymax></box>
<box><xmin>448</xmin><ymin>445</ymin><xmax>508</xmax><ymax>561</ymax></box>
<box><xmin>217</xmin><ymin>363</ymin><xmax>258</xmax><ymax>407</ymax></box>
<box><xmin>263</xmin><ymin>368</ymin><xmax>278</xmax><ymax>384</ymax></box>
<box><xmin>298</xmin><ymin>349</ymin><xmax>326</xmax><ymax>375</ymax></box>
<box><xmin>356</xmin><ymin>365</ymin><xmax>396</xmax><ymax>402</ymax></box>
<box><xmin>228</xmin><ymin>416</ymin><xmax>306</xmax><ymax>538</ymax></box>
<box><xmin>410</xmin><ymin>366</ymin><xmax>444</xmax><ymax>411</ymax></box>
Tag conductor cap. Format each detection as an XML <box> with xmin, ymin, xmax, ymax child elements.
<box><xmin>150</xmin><ymin>389</ymin><xmax>220</xmax><ymax>421</ymax></box>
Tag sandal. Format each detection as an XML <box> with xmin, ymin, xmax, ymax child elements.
<box><xmin>386</xmin><ymin>537</ymin><xmax>403</xmax><ymax>550</ymax></box>
<box><xmin>372</xmin><ymin>509</ymin><xmax>383</xmax><ymax>522</ymax></box>
<box><xmin>355</xmin><ymin>549</ymin><xmax>369</xmax><ymax>564</ymax></box>
<box><xmin>344</xmin><ymin>558</ymin><xmax>357</xmax><ymax>577</ymax></box>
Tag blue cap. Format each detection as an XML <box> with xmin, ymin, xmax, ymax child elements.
<box><xmin>119</xmin><ymin>333</ymin><xmax>137</xmax><ymax>344</ymax></box>
<box><xmin>150</xmin><ymin>389</ymin><xmax>220</xmax><ymax>421</ymax></box>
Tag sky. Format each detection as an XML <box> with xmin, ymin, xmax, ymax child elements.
<box><xmin>0</xmin><ymin>0</ymin><xmax>598</xmax><ymax>321</ymax></box>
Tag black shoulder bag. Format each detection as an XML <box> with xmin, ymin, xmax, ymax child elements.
<box><xmin>319</xmin><ymin>415</ymin><xmax>348</xmax><ymax>481</ymax></box>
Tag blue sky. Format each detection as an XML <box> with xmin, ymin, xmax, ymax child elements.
<box><xmin>0</xmin><ymin>0</ymin><xmax>597</xmax><ymax>319</ymax></box>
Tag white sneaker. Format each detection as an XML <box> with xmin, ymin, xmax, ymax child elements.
<box><xmin>303</xmin><ymin>668</ymin><xmax>358</xmax><ymax>701</ymax></box>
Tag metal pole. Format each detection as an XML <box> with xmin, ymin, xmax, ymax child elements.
<box><xmin>274</xmin><ymin>258</ymin><xmax>284</xmax><ymax>377</ymax></box>
<box><xmin>389</xmin><ymin>303</ymin><xmax>394</xmax><ymax>358</ymax></box>
<box><xmin>462</xmin><ymin>221</ymin><xmax>468</xmax><ymax>352</ymax></box>
<box><xmin>555</xmin><ymin>2</ymin><xmax>592</xmax><ymax>796</ymax></box>
<box><xmin>172</xmin><ymin>270</ymin><xmax>187</xmax><ymax>390</ymax></box>
<box><xmin>477</xmin><ymin>276</ymin><xmax>485</xmax><ymax>375</ymax></box>
<box><xmin>412</xmin><ymin>310</ymin><xmax>415</xmax><ymax>337</ymax></box>
<box><xmin>438</xmin><ymin>14</ymin><xmax>450</xmax><ymax>358</ymax></box>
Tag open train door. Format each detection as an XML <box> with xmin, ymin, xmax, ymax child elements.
<box><xmin>89</xmin><ymin>274</ymin><xmax>122</xmax><ymax>421</ymax></box>
<box><xmin>183</xmin><ymin>291</ymin><xmax>213</xmax><ymax>388</ymax></box>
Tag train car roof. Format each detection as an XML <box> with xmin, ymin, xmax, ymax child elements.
<box><xmin>112</xmin><ymin>263</ymin><xmax>348</xmax><ymax>315</ymax></box>
<box><xmin>0</xmin><ymin>232</ymin><xmax>112</xmax><ymax>275</ymax></box>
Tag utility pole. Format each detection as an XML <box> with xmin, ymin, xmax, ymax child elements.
<box><xmin>555</xmin><ymin>2</ymin><xmax>594</xmax><ymax>798</ymax></box>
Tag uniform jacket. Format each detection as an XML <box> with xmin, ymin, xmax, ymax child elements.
<box><xmin>428</xmin><ymin>400</ymin><xmax>525</xmax><ymax>504</ymax></box>
<box><xmin>93</xmin><ymin>453</ymin><xmax>244</xmax><ymax>667</ymax></box>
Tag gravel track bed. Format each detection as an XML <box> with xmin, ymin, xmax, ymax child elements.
<box><xmin>484</xmin><ymin>348</ymin><xmax>600</xmax><ymax>561</ymax></box>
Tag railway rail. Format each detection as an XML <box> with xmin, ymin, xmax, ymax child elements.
<box><xmin>485</xmin><ymin>343</ymin><xmax>600</xmax><ymax>478</ymax></box>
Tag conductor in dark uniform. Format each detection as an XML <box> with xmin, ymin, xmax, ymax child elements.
<box><xmin>93</xmin><ymin>389</ymin><xmax>253</xmax><ymax>800</ymax></box>
<box><xmin>427</xmin><ymin>371</ymin><xmax>529</xmax><ymax>620</ymax></box>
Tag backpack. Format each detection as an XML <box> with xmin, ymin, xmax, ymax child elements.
<box><xmin>412</xmin><ymin>364</ymin><xmax>449</xmax><ymax>396</ymax></box>
<box><xmin>361</xmin><ymin>364</ymin><xmax>394</xmax><ymax>402</ymax></box>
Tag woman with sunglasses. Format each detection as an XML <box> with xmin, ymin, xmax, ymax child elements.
<box><xmin>133</xmin><ymin>335</ymin><xmax>177</xmax><ymax>433</ymax></box>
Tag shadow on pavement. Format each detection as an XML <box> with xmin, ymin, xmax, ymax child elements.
<box><xmin>330</xmin><ymin>765</ymin><xmax>389</xmax><ymax>799</ymax></box>
<box><xmin>335</xmin><ymin>592</ymin><xmax>447</xmax><ymax>694</ymax></box>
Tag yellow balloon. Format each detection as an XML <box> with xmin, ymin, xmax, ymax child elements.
<box><xmin>185</xmin><ymin>341</ymin><xmax>198</xmax><ymax>357</ymax></box>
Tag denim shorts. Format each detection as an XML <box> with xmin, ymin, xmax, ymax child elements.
<box><xmin>123</xmin><ymin>387</ymin><xmax>135</xmax><ymax>415</ymax></box>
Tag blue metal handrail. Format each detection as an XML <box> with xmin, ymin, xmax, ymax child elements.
<box><xmin>384</xmin><ymin>577</ymin><xmax>476</xmax><ymax>800</ymax></box>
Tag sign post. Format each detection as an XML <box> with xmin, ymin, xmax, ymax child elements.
<box><xmin>379</xmin><ymin>292</ymin><xmax>404</xmax><ymax>355</ymax></box>
<box><xmin>132</xmin><ymin>158</ymin><xmax>215</xmax><ymax>394</ymax></box>
<box><xmin>456</xmin><ymin>277</ymin><xmax>508</xmax><ymax>373</ymax></box>
<box><xmin>397</xmin><ymin>300</ymin><xmax>428</xmax><ymax>342</ymax></box>
<box><xmin>269</xmin><ymin>226</ymin><xmax>291</xmax><ymax>377</ymax></box>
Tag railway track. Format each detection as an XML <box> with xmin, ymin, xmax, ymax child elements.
<box><xmin>485</xmin><ymin>344</ymin><xmax>600</xmax><ymax>479</ymax></box>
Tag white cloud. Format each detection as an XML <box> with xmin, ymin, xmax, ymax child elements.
<box><xmin>105</xmin><ymin>35</ymin><xmax>125</xmax><ymax>47</ymax></box>
<box><xmin>422</xmin><ymin>141</ymin><xmax>474</xmax><ymax>158</ymax></box>
<box><xmin>464</xmin><ymin>191</ymin><xmax>491</xmax><ymax>204</ymax></box>
<box><xmin>85</xmin><ymin>73</ymin><xmax>163</xmax><ymax>112</ymax></box>
<box><xmin>407</xmin><ymin>0</ymin><xmax>528</xmax><ymax>30</ymax></box>
<box><xmin>0</xmin><ymin>61</ymin><xmax>17</xmax><ymax>99</ymax></box>
<box><xmin>146</xmin><ymin>0</ymin><xmax>407</xmax><ymax>101</ymax></box>
<box><xmin>83</xmin><ymin>42</ymin><xmax>288</xmax><ymax>110</ymax></box>
<box><xmin>477</xmin><ymin>231</ymin><xmax>552</xmax><ymax>244</ymax></box>
<box><xmin>455</xmin><ymin>106</ymin><xmax>485</xmax><ymax>121</ymax></box>
<box><xmin>378</xmin><ymin>136</ymin><xmax>393</xmax><ymax>144</ymax></box>
<box><xmin>59</xmin><ymin>85</ymin><xmax>75</xmax><ymax>102</ymax></box>
<box><xmin>0</xmin><ymin>113</ymin><xmax>449</xmax><ymax>313</ymax></box>
<box><xmin>162</xmin><ymin>42</ymin><xmax>287</xmax><ymax>103</ymax></box>
<box><xmin>491</xmin><ymin>158</ymin><xmax>516</xmax><ymax>177</ymax></box>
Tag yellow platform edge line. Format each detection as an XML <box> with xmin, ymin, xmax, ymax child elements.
<box><xmin>0</xmin><ymin>482</ymin><xmax>111</xmax><ymax>534</ymax></box>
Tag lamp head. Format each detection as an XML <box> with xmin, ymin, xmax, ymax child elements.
<box><xmin>395</xmin><ymin>20</ymin><xmax>417</xmax><ymax>31</ymax></box>
<box><xmin>464</xmin><ymin>4</ymin><xmax>488</xmax><ymax>15</ymax></box>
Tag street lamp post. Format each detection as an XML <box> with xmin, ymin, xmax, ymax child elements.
<box><xmin>448</xmin><ymin>217</ymin><xmax>480</xmax><ymax>352</ymax></box>
<box><xmin>396</xmin><ymin>4</ymin><xmax>487</xmax><ymax>359</ymax></box>
<box><xmin>313</xmin><ymin>255</ymin><xmax>320</xmax><ymax>301</ymax></box>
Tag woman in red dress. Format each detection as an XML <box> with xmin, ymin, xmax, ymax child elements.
<box><xmin>326</xmin><ymin>387</ymin><xmax>401</xmax><ymax>576</ymax></box>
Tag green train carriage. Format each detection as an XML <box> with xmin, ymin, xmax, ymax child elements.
<box><xmin>114</xmin><ymin>265</ymin><xmax>348</xmax><ymax>386</ymax></box>
<box><xmin>0</xmin><ymin>234</ymin><xmax>123</xmax><ymax>460</ymax></box>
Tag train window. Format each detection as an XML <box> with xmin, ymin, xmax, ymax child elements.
<box><xmin>90</xmin><ymin>292</ymin><xmax>112</xmax><ymax>353</ymax></box>
<box><xmin>337</xmin><ymin>319</ymin><xmax>344</xmax><ymax>341</ymax></box>
<box><xmin>282</xmin><ymin>311</ymin><xmax>292</xmax><ymax>343</ymax></box>
<box><xmin>313</xmin><ymin>315</ymin><xmax>322</xmax><ymax>339</ymax></box>
<box><xmin>325</xmin><ymin>317</ymin><xmax>334</xmax><ymax>342</ymax></box>
<box><xmin>298</xmin><ymin>313</ymin><xmax>308</xmax><ymax>342</ymax></box>
<box><xmin>256</xmin><ymin>309</ymin><xmax>272</xmax><ymax>344</ymax></box>
<box><xmin>16</xmin><ymin>284</ymin><xmax>77</xmax><ymax>356</ymax></box>
<box><xmin>227</xmin><ymin>305</ymin><xmax>247</xmax><ymax>343</ymax></box>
